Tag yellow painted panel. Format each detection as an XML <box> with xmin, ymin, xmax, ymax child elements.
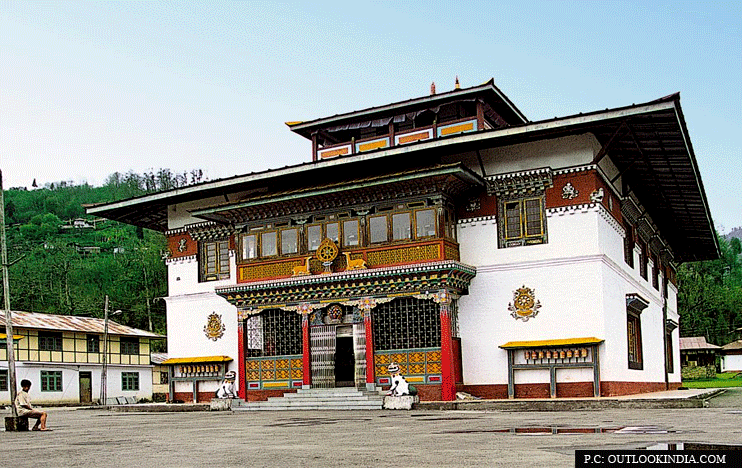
<box><xmin>358</xmin><ymin>139</ymin><xmax>388</xmax><ymax>152</ymax></box>
<box><xmin>440</xmin><ymin>121</ymin><xmax>474</xmax><ymax>136</ymax></box>
<box><xmin>88</xmin><ymin>354</ymin><xmax>99</xmax><ymax>364</ymax></box>
<box><xmin>30</xmin><ymin>350</ymin><xmax>39</xmax><ymax>361</ymax></box>
<box><xmin>110</xmin><ymin>355</ymin><xmax>121</xmax><ymax>364</ymax></box>
<box><xmin>319</xmin><ymin>146</ymin><xmax>349</xmax><ymax>158</ymax></box>
<box><xmin>262</xmin><ymin>381</ymin><xmax>289</xmax><ymax>388</ymax></box>
<box><xmin>29</xmin><ymin>335</ymin><xmax>38</xmax><ymax>349</ymax></box>
<box><xmin>141</xmin><ymin>341</ymin><xmax>150</xmax><ymax>354</ymax></box>
<box><xmin>63</xmin><ymin>352</ymin><xmax>75</xmax><ymax>362</ymax></box>
<box><xmin>63</xmin><ymin>339</ymin><xmax>75</xmax><ymax>352</ymax></box>
<box><xmin>110</xmin><ymin>342</ymin><xmax>120</xmax><ymax>353</ymax></box>
<box><xmin>0</xmin><ymin>349</ymin><xmax>6</xmax><ymax>360</ymax></box>
<box><xmin>398</xmin><ymin>131</ymin><xmax>430</xmax><ymax>144</ymax></box>
<box><xmin>406</xmin><ymin>376</ymin><xmax>425</xmax><ymax>383</ymax></box>
<box><xmin>51</xmin><ymin>351</ymin><xmax>62</xmax><ymax>362</ymax></box>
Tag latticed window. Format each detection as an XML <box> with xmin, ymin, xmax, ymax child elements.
<box><xmin>623</xmin><ymin>219</ymin><xmax>634</xmax><ymax>268</ymax></box>
<box><xmin>373</xmin><ymin>298</ymin><xmax>441</xmax><ymax>351</ymax></box>
<box><xmin>122</xmin><ymin>372</ymin><xmax>140</xmax><ymax>391</ymax></box>
<box><xmin>627</xmin><ymin>314</ymin><xmax>642</xmax><ymax>369</ymax></box>
<box><xmin>120</xmin><ymin>337</ymin><xmax>140</xmax><ymax>355</ymax></box>
<box><xmin>39</xmin><ymin>332</ymin><xmax>63</xmax><ymax>352</ymax></box>
<box><xmin>87</xmin><ymin>334</ymin><xmax>99</xmax><ymax>353</ymax></box>
<box><xmin>40</xmin><ymin>370</ymin><xmax>62</xmax><ymax>392</ymax></box>
<box><xmin>0</xmin><ymin>369</ymin><xmax>7</xmax><ymax>391</ymax></box>
<box><xmin>245</xmin><ymin>309</ymin><xmax>302</xmax><ymax>357</ymax></box>
<box><xmin>200</xmin><ymin>239</ymin><xmax>230</xmax><ymax>281</ymax></box>
<box><xmin>499</xmin><ymin>196</ymin><xmax>546</xmax><ymax>248</ymax></box>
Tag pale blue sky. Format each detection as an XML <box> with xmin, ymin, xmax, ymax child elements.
<box><xmin>1</xmin><ymin>1</ymin><xmax>740</xmax><ymax>232</ymax></box>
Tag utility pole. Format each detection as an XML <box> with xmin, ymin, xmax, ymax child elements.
<box><xmin>100</xmin><ymin>295</ymin><xmax>109</xmax><ymax>405</ymax></box>
<box><xmin>1</xmin><ymin>169</ymin><xmax>19</xmax><ymax>418</ymax></box>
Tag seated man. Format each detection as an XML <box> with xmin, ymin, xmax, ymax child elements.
<box><xmin>387</xmin><ymin>363</ymin><xmax>418</xmax><ymax>397</ymax></box>
<box><xmin>14</xmin><ymin>379</ymin><xmax>51</xmax><ymax>431</ymax></box>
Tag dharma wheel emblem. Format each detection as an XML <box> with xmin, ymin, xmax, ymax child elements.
<box><xmin>508</xmin><ymin>285</ymin><xmax>541</xmax><ymax>321</ymax></box>
<box><xmin>204</xmin><ymin>312</ymin><xmax>226</xmax><ymax>341</ymax></box>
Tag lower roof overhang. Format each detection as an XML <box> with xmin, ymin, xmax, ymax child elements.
<box><xmin>215</xmin><ymin>260</ymin><xmax>476</xmax><ymax>309</ymax></box>
<box><xmin>161</xmin><ymin>355</ymin><xmax>233</xmax><ymax>365</ymax></box>
<box><xmin>500</xmin><ymin>337</ymin><xmax>604</xmax><ymax>349</ymax></box>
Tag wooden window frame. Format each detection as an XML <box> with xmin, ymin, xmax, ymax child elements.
<box><xmin>414</xmin><ymin>208</ymin><xmax>437</xmax><ymax>239</ymax></box>
<box><xmin>391</xmin><ymin>211</ymin><xmax>412</xmax><ymax>241</ymax></box>
<box><xmin>120</xmin><ymin>337</ymin><xmax>140</xmax><ymax>356</ymax></box>
<box><xmin>239</xmin><ymin>233</ymin><xmax>258</xmax><ymax>262</ymax></box>
<box><xmin>498</xmin><ymin>196</ymin><xmax>546</xmax><ymax>248</ymax></box>
<box><xmin>341</xmin><ymin>219</ymin><xmax>360</xmax><ymax>249</ymax></box>
<box><xmin>623</xmin><ymin>219</ymin><xmax>634</xmax><ymax>268</ymax></box>
<box><xmin>200</xmin><ymin>239</ymin><xmax>230</xmax><ymax>282</ymax></box>
<box><xmin>40</xmin><ymin>370</ymin><xmax>63</xmax><ymax>392</ymax></box>
<box><xmin>306</xmin><ymin>223</ymin><xmax>323</xmax><ymax>252</ymax></box>
<box><xmin>627</xmin><ymin>312</ymin><xmax>643</xmax><ymax>370</ymax></box>
<box><xmin>39</xmin><ymin>332</ymin><xmax>63</xmax><ymax>352</ymax></box>
<box><xmin>121</xmin><ymin>372</ymin><xmax>140</xmax><ymax>391</ymax></box>
<box><xmin>280</xmin><ymin>227</ymin><xmax>299</xmax><ymax>256</ymax></box>
<box><xmin>86</xmin><ymin>334</ymin><xmax>100</xmax><ymax>353</ymax></box>
<box><xmin>368</xmin><ymin>214</ymin><xmax>389</xmax><ymax>244</ymax></box>
<box><xmin>260</xmin><ymin>230</ymin><xmax>279</xmax><ymax>258</ymax></box>
<box><xmin>0</xmin><ymin>369</ymin><xmax>7</xmax><ymax>392</ymax></box>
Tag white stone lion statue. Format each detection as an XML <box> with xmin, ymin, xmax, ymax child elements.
<box><xmin>215</xmin><ymin>370</ymin><xmax>238</xmax><ymax>399</ymax></box>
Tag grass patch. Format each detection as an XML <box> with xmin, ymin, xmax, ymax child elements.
<box><xmin>682</xmin><ymin>372</ymin><xmax>742</xmax><ymax>388</ymax></box>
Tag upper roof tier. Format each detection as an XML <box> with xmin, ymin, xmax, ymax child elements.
<box><xmin>86</xmin><ymin>88</ymin><xmax>719</xmax><ymax>263</ymax></box>
<box><xmin>286</xmin><ymin>79</ymin><xmax>528</xmax><ymax>161</ymax></box>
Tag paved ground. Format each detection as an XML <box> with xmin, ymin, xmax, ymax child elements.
<box><xmin>3</xmin><ymin>389</ymin><xmax>742</xmax><ymax>468</ymax></box>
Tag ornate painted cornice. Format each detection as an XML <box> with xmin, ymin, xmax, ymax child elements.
<box><xmin>215</xmin><ymin>260</ymin><xmax>476</xmax><ymax>309</ymax></box>
<box><xmin>186</xmin><ymin>221</ymin><xmax>232</xmax><ymax>241</ymax></box>
<box><xmin>486</xmin><ymin>167</ymin><xmax>553</xmax><ymax>198</ymax></box>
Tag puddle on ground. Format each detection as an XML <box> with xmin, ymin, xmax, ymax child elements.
<box><xmin>268</xmin><ymin>417</ymin><xmax>372</xmax><ymax>427</ymax></box>
<box><xmin>645</xmin><ymin>442</ymin><xmax>742</xmax><ymax>450</ymax></box>
<box><xmin>439</xmin><ymin>426</ymin><xmax>682</xmax><ymax>435</ymax></box>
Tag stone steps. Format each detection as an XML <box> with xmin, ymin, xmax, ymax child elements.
<box><xmin>234</xmin><ymin>387</ymin><xmax>384</xmax><ymax>411</ymax></box>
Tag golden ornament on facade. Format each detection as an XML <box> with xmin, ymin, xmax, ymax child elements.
<box><xmin>508</xmin><ymin>285</ymin><xmax>541</xmax><ymax>321</ymax></box>
<box><xmin>203</xmin><ymin>312</ymin><xmax>226</xmax><ymax>341</ymax></box>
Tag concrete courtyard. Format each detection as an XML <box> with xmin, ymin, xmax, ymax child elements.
<box><xmin>3</xmin><ymin>389</ymin><xmax>742</xmax><ymax>468</ymax></box>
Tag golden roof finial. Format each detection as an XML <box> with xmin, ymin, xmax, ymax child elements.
<box><xmin>455</xmin><ymin>76</ymin><xmax>460</xmax><ymax>90</ymax></box>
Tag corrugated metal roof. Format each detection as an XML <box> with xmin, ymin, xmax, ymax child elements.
<box><xmin>150</xmin><ymin>352</ymin><xmax>169</xmax><ymax>364</ymax></box>
<box><xmin>721</xmin><ymin>340</ymin><xmax>742</xmax><ymax>351</ymax></box>
<box><xmin>679</xmin><ymin>336</ymin><xmax>721</xmax><ymax>351</ymax></box>
<box><xmin>0</xmin><ymin>310</ymin><xmax>163</xmax><ymax>338</ymax></box>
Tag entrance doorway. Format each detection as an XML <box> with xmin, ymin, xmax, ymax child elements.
<box><xmin>79</xmin><ymin>371</ymin><xmax>92</xmax><ymax>404</ymax></box>
<box><xmin>335</xmin><ymin>334</ymin><xmax>355</xmax><ymax>387</ymax></box>
<box><xmin>310</xmin><ymin>324</ymin><xmax>358</xmax><ymax>388</ymax></box>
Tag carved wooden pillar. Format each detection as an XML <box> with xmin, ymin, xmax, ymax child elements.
<box><xmin>359</xmin><ymin>297</ymin><xmax>377</xmax><ymax>391</ymax></box>
<box><xmin>299</xmin><ymin>303</ymin><xmax>312</xmax><ymax>388</ymax></box>
<box><xmin>434</xmin><ymin>289</ymin><xmax>456</xmax><ymax>401</ymax></box>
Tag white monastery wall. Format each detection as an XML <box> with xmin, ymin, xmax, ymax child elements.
<box><xmin>480</xmin><ymin>134</ymin><xmax>600</xmax><ymax>174</ymax></box>
<box><xmin>458</xmin><ymin>200</ymin><xmax>679</xmax><ymax>386</ymax></box>
<box><xmin>457</xmin><ymin>207</ymin><xmax>606</xmax><ymax>385</ymax></box>
<box><xmin>165</xmin><ymin>291</ymin><xmax>239</xmax><ymax>373</ymax></box>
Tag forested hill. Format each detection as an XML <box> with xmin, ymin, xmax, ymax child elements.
<box><xmin>1</xmin><ymin>169</ymin><xmax>206</xmax><ymax>347</ymax></box>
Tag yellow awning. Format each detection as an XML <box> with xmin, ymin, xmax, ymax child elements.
<box><xmin>0</xmin><ymin>334</ymin><xmax>24</xmax><ymax>340</ymax></box>
<box><xmin>499</xmin><ymin>337</ymin><xmax>604</xmax><ymax>349</ymax></box>
<box><xmin>161</xmin><ymin>355</ymin><xmax>233</xmax><ymax>365</ymax></box>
